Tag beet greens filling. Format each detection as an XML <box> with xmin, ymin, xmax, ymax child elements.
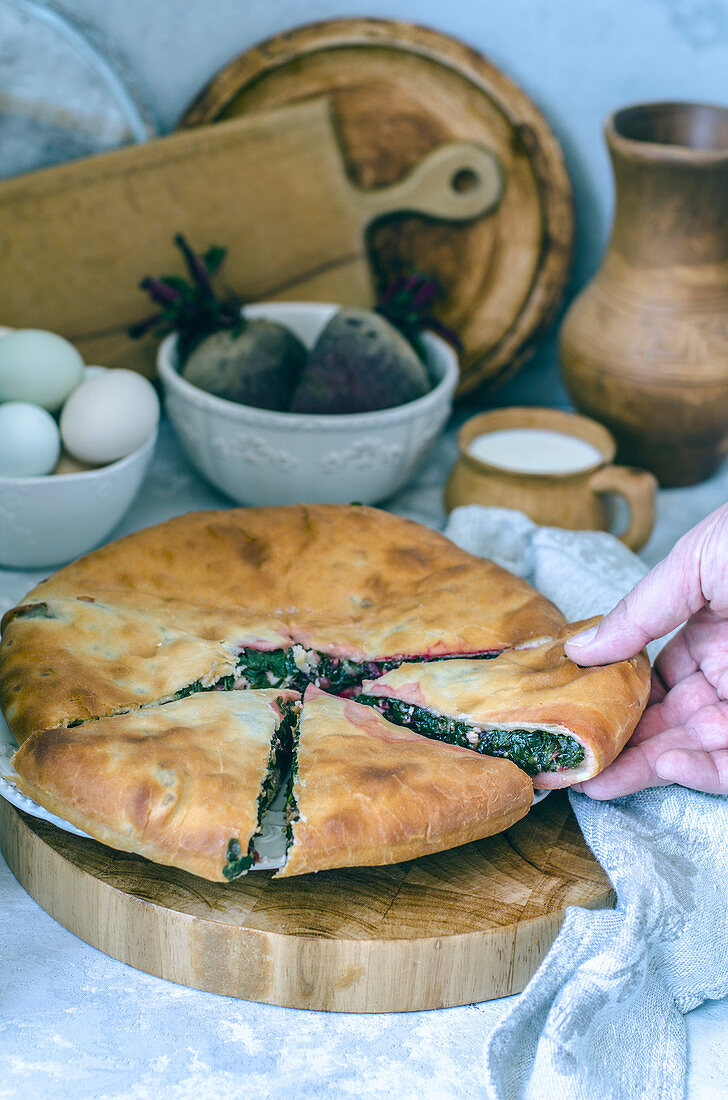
<box><xmin>356</xmin><ymin>695</ymin><xmax>585</xmax><ymax>776</ymax></box>
<box><xmin>222</xmin><ymin>698</ymin><xmax>298</xmax><ymax>880</ymax></box>
<box><xmin>236</xmin><ymin>646</ymin><xmax>403</xmax><ymax>694</ymax></box>
<box><xmin>175</xmin><ymin>673</ymin><xmax>235</xmax><ymax>700</ymax></box>
<box><xmin>235</xmin><ymin>645</ymin><xmax>502</xmax><ymax>695</ymax></box>
<box><xmin>171</xmin><ymin>646</ymin><xmax>503</xmax><ymax>703</ymax></box>
<box><xmin>283</xmin><ymin>713</ymin><xmax>302</xmax><ymax>852</ymax></box>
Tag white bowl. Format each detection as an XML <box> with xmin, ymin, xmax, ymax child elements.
<box><xmin>0</xmin><ymin>431</ymin><xmax>157</xmax><ymax>569</ymax></box>
<box><xmin>157</xmin><ymin>302</ymin><xmax>459</xmax><ymax>507</ymax></box>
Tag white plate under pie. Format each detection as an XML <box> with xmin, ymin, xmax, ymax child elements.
<box><xmin>0</xmin><ymin>711</ymin><xmax>548</xmax><ymax>872</ymax></box>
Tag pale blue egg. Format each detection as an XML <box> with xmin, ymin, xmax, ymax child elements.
<box><xmin>0</xmin><ymin>329</ymin><xmax>84</xmax><ymax>412</ymax></box>
<box><xmin>0</xmin><ymin>401</ymin><xmax>61</xmax><ymax>476</ymax></box>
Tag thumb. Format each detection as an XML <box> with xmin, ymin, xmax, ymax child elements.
<box><xmin>564</xmin><ymin>530</ymin><xmax>710</xmax><ymax>665</ymax></box>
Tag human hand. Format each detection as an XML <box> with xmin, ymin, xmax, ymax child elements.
<box><xmin>564</xmin><ymin>503</ymin><xmax>728</xmax><ymax>798</ymax></box>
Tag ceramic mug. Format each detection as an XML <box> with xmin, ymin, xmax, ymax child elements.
<box><xmin>444</xmin><ymin>407</ymin><xmax>657</xmax><ymax>551</ymax></box>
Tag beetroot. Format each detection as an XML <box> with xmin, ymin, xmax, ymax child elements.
<box><xmin>132</xmin><ymin>235</ymin><xmax>308</xmax><ymax>410</ymax></box>
<box><xmin>181</xmin><ymin>323</ymin><xmax>306</xmax><ymax>411</ymax></box>
<box><xmin>290</xmin><ymin>308</ymin><xmax>432</xmax><ymax>415</ymax></box>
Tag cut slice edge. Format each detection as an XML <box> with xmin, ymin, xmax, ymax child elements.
<box><xmin>11</xmin><ymin>689</ymin><xmax>300</xmax><ymax>883</ymax></box>
<box><xmin>29</xmin><ymin>641</ymin><xmax>511</xmax><ymax>737</ymax></box>
<box><xmin>275</xmin><ymin>686</ymin><xmax>534</xmax><ymax>878</ymax></box>
<box><xmin>356</xmin><ymin>693</ymin><xmax>586</xmax><ymax>783</ymax></box>
<box><xmin>222</xmin><ymin>694</ymin><xmax>300</xmax><ymax>879</ymax></box>
<box><xmin>358</xmin><ymin>620</ymin><xmax>651</xmax><ymax>789</ymax></box>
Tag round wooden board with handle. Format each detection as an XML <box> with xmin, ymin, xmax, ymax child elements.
<box><xmin>0</xmin><ymin>790</ymin><xmax>612</xmax><ymax>1013</ymax></box>
<box><xmin>179</xmin><ymin>18</ymin><xmax>574</xmax><ymax>396</ymax></box>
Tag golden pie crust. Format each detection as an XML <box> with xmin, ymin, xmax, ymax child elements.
<box><xmin>279</xmin><ymin>687</ymin><xmax>533</xmax><ymax>877</ymax></box>
<box><xmin>363</xmin><ymin>619</ymin><xmax>651</xmax><ymax>789</ymax></box>
<box><xmin>0</xmin><ymin>505</ymin><xmax>566</xmax><ymax>743</ymax></box>
<box><xmin>1</xmin><ymin>506</ymin><xmax>650</xmax><ymax>879</ymax></box>
<box><xmin>12</xmin><ymin>690</ymin><xmax>296</xmax><ymax>882</ymax></box>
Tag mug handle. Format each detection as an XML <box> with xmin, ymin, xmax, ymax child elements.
<box><xmin>588</xmin><ymin>465</ymin><xmax>658</xmax><ymax>552</ymax></box>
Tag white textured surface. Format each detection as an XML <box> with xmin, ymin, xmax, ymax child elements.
<box><xmin>1</xmin><ymin>416</ymin><xmax>727</xmax><ymax>1098</ymax></box>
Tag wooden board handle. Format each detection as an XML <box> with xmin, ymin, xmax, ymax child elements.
<box><xmin>358</xmin><ymin>142</ymin><xmax>504</xmax><ymax>223</ymax></box>
<box><xmin>589</xmin><ymin>465</ymin><xmax>657</xmax><ymax>552</ymax></box>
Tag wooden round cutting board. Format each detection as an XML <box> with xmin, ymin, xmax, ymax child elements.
<box><xmin>0</xmin><ymin>790</ymin><xmax>612</xmax><ymax>1013</ymax></box>
<box><xmin>179</xmin><ymin>18</ymin><xmax>574</xmax><ymax>396</ymax></box>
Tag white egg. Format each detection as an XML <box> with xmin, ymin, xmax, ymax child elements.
<box><xmin>60</xmin><ymin>369</ymin><xmax>160</xmax><ymax>465</ymax></box>
<box><xmin>0</xmin><ymin>330</ymin><xmax>84</xmax><ymax>412</ymax></box>
<box><xmin>83</xmin><ymin>365</ymin><xmax>107</xmax><ymax>381</ymax></box>
<box><xmin>0</xmin><ymin>401</ymin><xmax>61</xmax><ymax>477</ymax></box>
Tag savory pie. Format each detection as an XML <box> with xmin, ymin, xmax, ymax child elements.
<box><xmin>1</xmin><ymin>505</ymin><xmax>650</xmax><ymax>880</ymax></box>
<box><xmin>12</xmin><ymin>690</ymin><xmax>298</xmax><ymax>882</ymax></box>
<box><xmin>0</xmin><ymin>505</ymin><xmax>566</xmax><ymax>743</ymax></box>
<box><xmin>278</xmin><ymin>686</ymin><xmax>533</xmax><ymax>877</ymax></box>
<box><xmin>358</xmin><ymin>620</ymin><xmax>651</xmax><ymax>789</ymax></box>
<box><xmin>10</xmin><ymin>683</ymin><xmax>533</xmax><ymax>882</ymax></box>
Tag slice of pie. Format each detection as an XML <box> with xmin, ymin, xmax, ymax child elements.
<box><xmin>276</xmin><ymin>686</ymin><xmax>534</xmax><ymax>877</ymax></box>
<box><xmin>11</xmin><ymin>690</ymin><xmax>299</xmax><ymax>882</ymax></box>
<box><xmin>358</xmin><ymin>620</ymin><xmax>651</xmax><ymax>789</ymax></box>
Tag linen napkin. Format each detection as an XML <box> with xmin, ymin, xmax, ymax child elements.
<box><xmin>444</xmin><ymin>506</ymin><xmax>728</xmax><ymax>1100</ymax></box>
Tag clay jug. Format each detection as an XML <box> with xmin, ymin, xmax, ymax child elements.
<box><xmin>560</xmin><ymin>101</ymin><xmax>728</xmax><ymax>486</ymax></box>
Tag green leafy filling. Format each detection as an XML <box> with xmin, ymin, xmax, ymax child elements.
<box><xmin>174</xmin><ymin>673</ymin><xmax>235</xmax><ymax>700</ymax></box>
<box><xmin>357</xmin><ymin>695</ymin><xmax>585</xmax><ymax>776</ymax></box>
<box><xmin>284</xmin><ymin>714</ymin><xmax>301</xmax><ymax>851</ymax></box>
<box><xmin>237</xmin><ymin>646</ymin><xmax>501</xmax><ymax>694</ymax></box>
<box><xmin>173</xmin><ymin>647</ymin><xmax>502</xmax><ymax>702</ymax></box>
<box><xmin>222</xmin><ymin>837</ymin><xmax>254</xmax><ymax>879</ymax></box>
<box><xmin>222</xmin><ymin>698</ymin><xmax>297</xmax><ymax>881</ymax></box>
<box><xmin>236</xmin><ymin>647</ymin><xmax>400</xmax><ymax>694</ymax></box>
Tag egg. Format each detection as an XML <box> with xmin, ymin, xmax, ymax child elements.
<box><xmin>52</xmin><ymin>450</ymin><xmax>95</xmax><ymax>476</ymax></box>
<box><xmin>0</xmin><ymin>330</ymin><xmax>84</xmax><ymax>412</ymax></box>
<box><xmin>0</xmin><ymin>401</ymin><xmax>61</xmax><ymax>477</ymax></box>
<box><xmin>60</xmin><ymin>369</ymin><xmax>160</xmax><ymax>465</ymax></box>
<box><xmin>83</xmin><ymin>365</ymin><xmax>107</xmax><ymax>381</ymax></box>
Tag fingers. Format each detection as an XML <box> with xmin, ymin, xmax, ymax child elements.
<box><xmin>647</xmin><ymin>670</ymin><xmax>718</xmax><ymax>728</ymax></box>
<box><xmin>654</xmin><ymin>608</ymin><xmax>728</xmax><ymax>691</ymax></box>
<box><xmin>571</xmin><ymin>742</ymin><xmax>672</xmax><ymax>799</ymax></box>
<box><xmin>654</xmin><ymin>749</ymin><xmax>728</xmax><ymax>794</ymax></box>
<box><xmin>574</xmin><ymin>695</ymin><xmax>728</xmax><ymax>798</ymax></box>
<box><xmin>653</xmin><ymin>628</ymin><xmax>698</xmax><ymax>689</ymax></box>
<box><xmin>648</xmin><ymin>668</ymin><xmax>668</xmax><ymax>706</ymax></box>
<box><xmin>565</xmin><ymin>516</ymin><xmax>716</xmax><ymax>665</ymax></box>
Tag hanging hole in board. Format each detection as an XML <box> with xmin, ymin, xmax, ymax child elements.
<box><xmin>451</xmin><ymin>168</ymin><xmax>479</xmax><ymax>193</ymax></box>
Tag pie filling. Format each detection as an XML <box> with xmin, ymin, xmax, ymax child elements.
<box><xmin>283</xmin><ymin>711</ymin><xmax>302</xmax><ymax>852</ymax></box>
<box><xmin>176</xmin><ymin>645</ymin><xmax>502</xmax><ymax>701</ymax></box>
<box><xmin>222</xmin><ymin>698</ymin><xmax>298</xmax><ymax>880</ymax></box>
<box><xmin>356</xmin><ymin>695</ymin><xmax>585</xmax><ymax>776</ymax></box>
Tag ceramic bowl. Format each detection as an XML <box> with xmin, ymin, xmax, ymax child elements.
<box><xmin>157</xmin><ymin>302</ymin><xmax>459</xmax><ymax>507</ymax></box>
<box><xmin>0</xmin><ymin>430</ymin><xmax>157</xmax><ymax>570</ymax></box>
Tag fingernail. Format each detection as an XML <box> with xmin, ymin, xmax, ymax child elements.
<box><xmin>566</xmin><ymin>625</ymin><xmax>599</xmax><ymax>650</ymax></box>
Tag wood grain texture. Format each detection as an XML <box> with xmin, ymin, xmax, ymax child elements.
<box><xmin>179</xmin><ymin>17</ymin><xmax>574</xmax><ymax>396</ymax></box>
<box><xmin>560</xmin><ymin>102</ymin><xmax>728</xmax><ymax>486</ymax></box>
<box><xmin>0</xmin><ymin>791</ymin><xmax>613</xmax><ymax>1012</ymax></box>
<box><xmin>0</xmin><ymin>98</ymin><xmax>494</xmax><ymax>379</ymax></box>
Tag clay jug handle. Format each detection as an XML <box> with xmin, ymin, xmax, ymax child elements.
<box><xmin>588</xmin><ymin>465</ymin><xmax>657</xmax><ymax>552</ymax></box>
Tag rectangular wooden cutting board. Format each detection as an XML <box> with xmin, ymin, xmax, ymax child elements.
<box><xmin>0</xmin><ymin>96</ymin><xmax>498</xmax><ymax>376</ymax></box>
